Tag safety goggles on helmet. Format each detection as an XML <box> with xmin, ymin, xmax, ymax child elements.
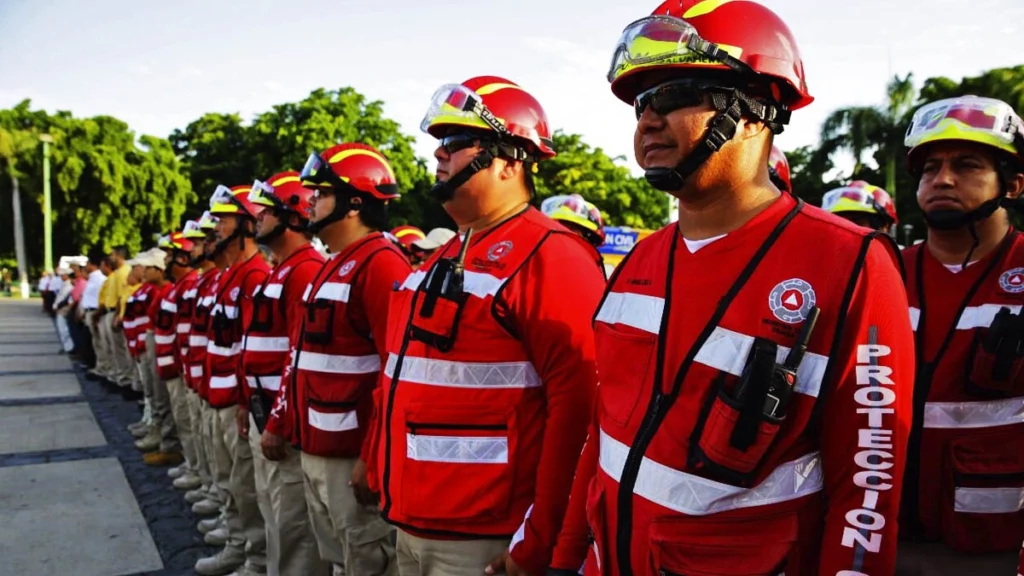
<box><xmin>182</xmin><ymin>220</ymin><xmax>205</xmax><ymax>239</ymax></box>
<box><xmin>300</xmin><ymin>152</ymin><xmax>351</xmax><ymax>193</ymax></box>
<box><xmin>541</xmin><ymin>194</ymin><xmax>603</xmax><ymax>232</ymax></box>
<box><xmin>822</xmin><ymin>186</ymin><xmax>892</xmax><ymax>221</ymax></box>
<box><xmin>157</xmin><ymin>234</ymin><xmax>173</xmax><ymax>249</ymax></box>
<box><xmin>421</xmin><ymin>84</ymin><xmax>512</xmax><ymax>138</ymax></box>
<box><xmin>607</xmin><ymin>15</ymin><xmax>752</xmax><ymax>85</ymax></box>
<box><xmin>198</xmin><ymin>210</ymin><xmax>220</xmax><ymax>231</ymax></box>
<box><xmin>247</xmin><ymin>179</ymin><xmax>281</xmax><ymax>210</ymax></box>
<box><xmin>905</xmin><ymin>96</ymin><xmax>1024</xmax><ymax>159</ymax></box>
<box><xmin>209</xmin><ymin>185</ymin><xmax>235</xmax><ymax>209</ymax></box>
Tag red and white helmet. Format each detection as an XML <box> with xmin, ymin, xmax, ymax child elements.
<box><xmin>769</xmin><ymin>145</ymin><xmax>791</xmax><ymax>192</ymax></box>
<box><xmin>300</xmin><ymin>143</ymin><xmax>400</xmax><ymax>200</ymax></box>
<box><xmin>209</xmin><ymin>184</ymin><xmax>262</xmax><ymax>219</ymax></box>
<box><xmin>822</xmin><ymin>180</ymin><xmax>898</xmax><ymax>225</ymax></box>
<box><xmin>248</xmin><ymin>171</ymin><xmax>315</xmax><ymax>220</ymax></box>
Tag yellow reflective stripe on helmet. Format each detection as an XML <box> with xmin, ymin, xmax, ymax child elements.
<box><xmin>208</xmin><ymin>203</ymin><xmax>240</xmax><ymax>214</ymax></box>
<box><xmin>828</xmin><ymin>198</ymin><xmax>877</xmax><ymax>216</ymax></box>
<box><xmin>270</xmin><ymin>175</ymin><xmax>301</xmax><ymax>187</ymax></box>
<box><xmin>327</xmin><ymin>148</ymin><xmax>397</xmax><ymax>181</ymax></box>
<box><xmin>613</xmin><ymin>36</ymin><xmax>743</xmax><ymax>81</ymax></box>
<box><xmin>914</xmin><ymin>121</ymin><xmax>1019</xmax><ymax>157</ymax></box>
<box><xmin>475</xmin><ymin>83</ymin><xmax>521</xmax><ymax>96</ymax></box>
<box><xmin>683</xmin><ymin>0</ymin><xmax>736</xmax><ymax>19</ymax></box>
<box><xmin>428</xmin><ymin>113</ymin><xmax>491</xmax><ymax>132</ymax></box>
<box><xmin>552</xmin><ymin>207</ymin><xmax>599</xmax><ymax>232</ymax></box>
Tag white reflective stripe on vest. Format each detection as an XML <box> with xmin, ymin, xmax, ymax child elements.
<box><xmin>401</xmin><ymin>270</ymin><xmax>506</xmax><ymax>299</ymax></box>
<box><xmin>160</xmin><ymin>300</ymin><xmax>177</xmax><ymax>313</ymax></box>
<box><xmin>189</xmin><ymin>335</ymin><xmax>209</xmax><ymax>347</ymax></box>
<box><xmin>136</xmin><ymin>333</ymin><xmax>147</xmax><ymax>344</ymax></box>
<box><xmin>954</xmin><ymin>486</ymin><xmax>1024</xmax><ymax>514</ymax></box>
<box><xmin>262</xmin><ymin>283</ymin><xmax>283</xmax><ymax>299</ymax></box>
<box><xmin>695</xmin><ymin>326</ymin><xmax>830</xmax><ymax>398</ymax></box>
<box><xmin>212</xmin><ymin>304</ymin><xmax>238</xmax><ymax>319</ymax></box>
<box><xmin>599</xmin><ymin>429</ymin><xmax>823</xmax><ymax>516</ymax></box>
<box><xmin>923</xmin><ymin>396</ymin><xmax>1024</xmax><ymax>429</ymax></box>
<box><xmin>245</xmin><ymin>375</ymin><xmax>282</xmax><ymax>392</ymax></box>
<box><xmin>183</xmin><ymin>288</ymin><xmax>198</xmax><ymax>298</ymax></box>
<box><xmin>595</xmin><ymin>292</ymin><xmax>665</xmax><ymax>335</ymax></box>
<box><xmin>315</xmin><ymin>282</ymin><xmax>350</xmax><ymax>302</ymax></box>
<box><xmin>385</xmin><ymin>354</ymin><xmax>541</xmax><ymax>389</ymax></box>
<box><xmin>200</xmin><ymin>295</ymin><xmax>215</xmax><ymax>306</ymax></box>
<box><xmin>406</xmin><ymin>433</ymin><xmax>509</xmax><ymax>464</ymax></box>
<box><xmin>909</xmin><ymin>307</ymin><xmax>921</xmax><ymax>331</ymax></box>
<box><xmin>243</xmin><ymin>335</ymin><xmax>290</xmax><ymax>352</ymax></box>
<box><xmin>207</xmin><ymin>342</ymin><xmax>241</xmax><ymax>357</ymax></box>
<box><xmin>189</xmin><ymin>365</ymin><xmax>203</xmax><ymax>378</ymax></box>
<box><xmin>208</xmin><ymin>375</ymin><xmax>237</xmax><ymax>389</ymax></box>
<box><xmin>155</xmin><ymin>334</ymin><xmax>177</xmax><ymax>345</ymax></box>
<box><xmin>176</xmin><ymin>323</ymin><xmax>191</xmax><ymax>334</ymax></box>
<box><xmin>123</xmin><ymin>317</ymin><xmax>145</xmax><ymax>329</ymax></box>
<box><xmin>956</xmin><ymin>304</ymin><xmax>1023</xmax><ymax>330</ymax></box>
<box><xmin>157</xmin><ymin>356</ymin><xmax>175</xmax><ymax>367</ymax></box>
<box><xmin>296</xmin><ymin>351</ymin><xmax>380</xmax><ymax>374</ymax></box>
<box><xmin>308</xmin><ymin>407</ymin><xmax>359</xmax><ymax>432</ymax></box>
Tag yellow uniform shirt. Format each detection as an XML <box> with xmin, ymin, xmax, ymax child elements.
<box><xmin>104</xmin><ymin>263</ymin><xmax>130</xmax><ymax>312</ymax></box>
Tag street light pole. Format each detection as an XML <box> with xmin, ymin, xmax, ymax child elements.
<box><xmin>39</xmin><ymin>134</ymin><xmax>53</xmax><ymax>272</ymax></box>
<box><xmin>903</xmin><ymin>223</ymin><xmax>914</xmax><ymax>248</ymax></box>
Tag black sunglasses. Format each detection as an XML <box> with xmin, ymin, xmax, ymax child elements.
<box><xmin>634</xmin><ymin>81</ymin><xmax>721</xmax><ymax>120</ymax></box>
<box><xmin>438</xmin><ymin>133</ymin><xmax>493</xmax><ymax>155</ymax></box>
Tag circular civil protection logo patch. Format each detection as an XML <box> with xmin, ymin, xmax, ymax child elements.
<box><xmin>230</xmin><ymin>287</ymin><xmax>240</xmax><ymax>301</ymax></box>
<box><xmin>999</xmin><ymin>267</ymin><xmax>1024</xmax><ymax>293</ymax></box>
<box><xmin>338</xmin><ymin>260</ymin><xmax>356</xmax><ymax>277</ymax></box>
<box><xmin>488</xmin><ymin>241</ymin><xmax>513</xmax><ymax>261</ymax></box>
<box><xmin>768</xmin><ymin>278</ymin><xmax>817</xmax><ymax>324</ymax></box>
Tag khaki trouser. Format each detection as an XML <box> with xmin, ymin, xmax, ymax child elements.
<box><xmin>85</xmin><ymin>311</ymin><xmax>112</xmax><ymax>375</ymax></box>
<box><xmin>154</xmin><ymin>373</ymin><xmax>183</xmax><ymax>454</ymax></box>
<box><xmin>104</xmin><ymin>313</ymin><xmax>134</xmax><ymax>385</ymax></box>
<box><xmin>249</xmin><ymin>416</ymin><xmax>330</xmax><ymax>576</ymax></box>
<box><xmin>211</xmin><ymin>404</ymin><xmax>266</xmax><ymax>568</ymax></box>
<box><xmin>198</xmin><ymin>399</ymin><xmax>222</xmax><ymax>503</ymax></box>
<box><xmin>300</xmin><ymin>453</ymin><xmax>396</xmax><ymax>575</ymax></box>
<box><xmin>896</xmin><ymin>541</ymin><xmax>1018</xmax><ymax>575</ymax></box>
<box><xmin>168</xmin><ymin>377</ymin><xmax>195</xmax><ymax>468</ymax></box>
<box><xmin>396</xmin><ymin>530</ymin><xmax>508</xmax><ymax>576</ymax></box>
<box><xmin>138</xmin><ymin>331</ymin><xmax>158</xmax><ymax>397</ymax></box>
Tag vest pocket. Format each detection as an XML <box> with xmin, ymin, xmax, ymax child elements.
<box><xmin>695</xmin><ymin>388</ymin><xmax>783</xmax><ymax>482</ymax></box>
<box><xmin>941</xmin><ymin>427</ymin><xmax>1024</xmax><ymax>553</ymax></box>
<box><xmin>400</xmin><ymin>403</ymin><xmax>514</xmax><ymax>522</ymax></box>
<box><xmin>303</xmin><ymin>299</ymin><xmax>336</xmax><ymax>346</ymax></box>
<box><xmin>965</xmin><ymin>328</ymin><xmax>1024</xmax><ymax>398</ymax></box>
<box><xmin>304</xmin><ymin>397</ymin><xmax>361</xmax><ymax>457</ymax></box>
<box><xmin>595</xmin><ymin>323</ymin><xmax>655</xmax><ymax>428</ymax></box>
<box><xmin>249</xmin><ymin>293</ymin><xmax>275</xmax><ymax>333</ymax></box>
<box><xmin>647</xmin><ymin>512</ymin><xmax>796</xmax><ymax>576</ymax></box>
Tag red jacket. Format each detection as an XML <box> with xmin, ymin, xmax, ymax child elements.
<box><xmin>902</xmin><ymin>230</ymin><xmax>1024</xmax><ymax>554</ymax></box>
<box><xmin>205</xmin><ymin>253</ymin><xmax>270</xmax><ymax>409</ymax></box>
<box><xmin>275</xmin><ymin>233</ymin><xmax>409</xmax><ymax>458</ymax></box>
<box><xmin>173</xmin><ymin>270</ymin><xmax>201</xmax><ymax>385</ymax></box>
<box><xmin>377</xmin><ymin>209</ymin><xmax>604</xmax><ymax>576</ymax></box>
<box><xmin>241</xmin><ymin>244</ymin><xmax>323</xmax><ymax>435</ymax></box>
<box><xmin>569</xmin><ymin>195</ymin><xmax>913</xmax><ymax>576</ymax></box>
<box><xmin>124</xmin><ymin>283</ymin><xmax>155</xmax><ymax>359</ymax></box>
<box><xmin>187</xmin><ymin>270</ymin><xmax>220</xmax><ymax>397</ymax></box>
<box><xmin>151</xmin><ymin>281</ymin><xmax>178</xmax><ymax>380</ymax></box>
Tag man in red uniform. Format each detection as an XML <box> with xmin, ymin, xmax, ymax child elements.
<box><xmin>822</xmin><ymin>181</ymin><xmax>899</xmax><ymax>235</ymax></box>
<box><xmin>555</xmin><ymin>2</ymin><xmax>915</xmax><ymax>575</ymax></box>
<box><xmin>376</xmin><ymin>76</ymin><xmax>604</xmax><ymax>576</ymax></box>
<box><xmin>898</xmin><ymin>95</ymin><xmax>1024</xmax><ymax>574</ymax></box>
<box><xmin>138</xmin><ymin>245</ymin><xmax>183</xmax><ymax>467</ymax></box>
<box><xmin>271</xmin><ymin>142</ymin><xmax>408</xmax><ymax>573</ymax></box>
<box><xmin>237</xmin><ymin>171</ymin><xmax>329</xmax><ymax>575</ymax></box>
<box><xmin>196</xmin><ymin>186</ymin><xmax>270</xmax><ymax>576</ymax></box>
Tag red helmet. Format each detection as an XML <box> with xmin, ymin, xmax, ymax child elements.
<box><xmin>248</xmin><ymin>171</ymin><xmax>314</xmax><ymax>219</ymax></box>
<box><xmin>609</xmin><ymin>0</ymin><xmax>813</xmax><ymax>109</ymax></box>
<box><xmin>390</xmin><ymin>225</ymin><xmax>426</xmax><ymax>252</ymax></box>
<box><xmin>421</xmin><ymin>75</ymin><xmax>556</xmax><ymax>159</ymax></box>
<box><xmin>167</xmin><ymin>231</ymin><xmax>195</xmax><ymax>253</ymax></box>
<box><xmin>769</xmin><ymin>145</ymin><xmax>791</xmax><ymax>191</ymax></box>
<box><xmin>300</xmin><ymin>143</ymin><xmax>400</xmax><ymax>200</ymax></box>
<box><xmin>822</xmin><ymin>180</ymin><xmax>898</xmax><ymax>225</ymax></box>
<box><xmin>210</xmin><ymin>184</ymin><xmax>262</xmax><ymax>219</ymax></box>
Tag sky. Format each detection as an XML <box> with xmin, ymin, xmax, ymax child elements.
<box><xmin>2</xmin><ymin>0</ymin><xmax>1023</xmax><ymax>179</ymax></box>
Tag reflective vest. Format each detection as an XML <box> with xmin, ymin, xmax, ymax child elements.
<box><xmin>240</xmin><ymin>245</ymin><xmax>323</xmax><ymax>407</ymax></box>
<box><xmin>153</xmin><ymin>281</ymin><xmax>180</xmax><ymax>380</ymax></box>
<box><xmin>188</xmin><ymin>270</ymin><xmax>221</xmax><ymax>398</ymax></box>
<box><xmin>206</xmin><ymin>254</ymin><xmax>269</xmax><ymax>409</ymax></box>
<box><xmin>292</xmin><ymin>234</ymin><xmax>401</xmax><ymax>457</ymax></box>
<box><xmin>902</xmin><ymin>230</ymin><xmax>1024</xmax><ymax>554</ymax></box>
<box><xmin>378</xmin><ymin>209</ymin><xmax>601</xmax><ymax>541</ymax></box>
<box><xmin>174</xmin><ymin>271</ymin><xmax>201</xmax><ymax>386</ymax></box>
<box><xmin>124</xmin><ymin>283</ymin><xmax>154</xmax><ymax>358</ymax></box>
<box><xmin>587</xmin><ymin>197</ymin><xmax>908</xmax><ymax>576</ymax></box>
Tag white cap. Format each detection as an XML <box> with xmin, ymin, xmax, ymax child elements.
<box><xmin>412</xmin><ymin>228</ymin><xmax>457</xmax><ymax>251</ymax></box>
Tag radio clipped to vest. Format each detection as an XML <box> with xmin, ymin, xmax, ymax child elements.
<box><xmin>248</xmin><ymin>376</ymin><xmax>272</xmax><ymax>433</ymax></box>
<box><xmin>694</xmin><ymin>307</ymin><xmax>820</xmax><ymax>484</ymax></box>
<box><xmin>155</xmin><ymin>305</ymin><xmax>175</xmax><ymax>332</ymax></box>
<box><xmin>410</xmin><ymin>229</ymin><xmax>472</xmax><ymax>353</ymax></box>
<box><xmin>211</xmin><ymin>308</ymin><xmax>235</xmax><ymax>348</ymax></box>
<box><xmin>967</xmin><ymin>306</ymin><xmax>1024</xmax><ymax>397</ymax></box>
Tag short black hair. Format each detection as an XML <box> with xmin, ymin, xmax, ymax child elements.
<box><xmin>112</xmin><ymin>245</ymin><xmax>129</xmax><ymax>259</ymax></box>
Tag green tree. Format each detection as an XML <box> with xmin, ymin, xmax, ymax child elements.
<box><xmin>533</xmin><ymin>131</ymin><xmax>667</xmax><ymax>229</ymax></box>
<box><xmin>918</xmin><ymin>66</ymin><xmax>1024</xmax><ymax>112</ymax></box>
<box><xmin>0</xmin><ymin>99</ymin><xmax>195</xmax><ymax>269</ymax></box>
<box><xmin>169</xmin><ymin>112</ymin><xmax>252</xmax><ymax>220</ymax></box>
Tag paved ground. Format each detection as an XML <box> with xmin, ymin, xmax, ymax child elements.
<box><xmin>0</xmin><ymin>299</ymin><xmax>216</xmax><ymax>575</ymax></box>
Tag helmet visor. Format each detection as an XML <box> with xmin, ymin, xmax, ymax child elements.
<box><xmin>247</xmin><ymin>179</ymin><xmax>281</xmax><ymax>211</ymax></box>
<box><xmin>822</xmin><ymin>187</ymin><xmax>876</xmax><ymax>214</ymax></box>
<box><xmin>300</xmin><ymin>151</ymin><xmax>348</xmax><ymax>190</ymax></box>
<box><xmin>198</xmin><ymin>210</ymin><xmax>220</xmax><ymax>231</ymax></box>
<box><xmin>905</xmin><ymin>96</ymin><xmax>1024</xmax><ymax>151</ymax></box>
<box><xmin>421</xmin><ymin>83</ymin><xmax>509</xmax><ymax>137</ymax></box>
<box><xmin>607</xmin><ymin>15</ymin><xmax>745</xmax><ymax>83</ymax></box>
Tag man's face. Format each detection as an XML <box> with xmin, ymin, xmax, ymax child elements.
<box><xmin>256</xmin><ymin>207</ymin><xmax>282</xmax><ymax>238</ymax></box>
<box><xmin>916</xmin><ymin>141</ymin><xmax>1003</xmax><ymax>214</ymax></box>
<box><xmin>632</xmin><ymin>78</ymin><xmax>718</xmax><ymax>171</ymax></box>
<box><xmin>203</xmin><ymin>230</ymin><xmax>218</xmax><ymax>257</ymax></box>
<box><xmin>144</xmin><ymin>266</ymin><xmax>163</xmax><ymax>283</ymax></box>
<box><xmin>215</xmin><ymin>214</ymin><xmax>240</xmax><ymax>243</ymax></box>
<box><xmin>308</xmin><ymin>189</ymin><xmax>336</xmax><ymax>224</ymax></box>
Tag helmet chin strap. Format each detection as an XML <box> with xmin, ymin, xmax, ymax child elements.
<box><xmin>644</xmin><ymin>89</ymin><xmax>790</xmax><ymax>193</ymax></box>
<box><xmin>430</xmin><ymin>149</ymin><xmax>495</xmax><ymax>203</ymax></box>
<box><xmin>924</xmin><ymin>196</ymin><xmax>1007</xmax><ymax>271</ymax></box>
<box><xmin>308</xmin><ymin>193</ymin><xmax>358</xmax><ymax>235</ymax></box>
